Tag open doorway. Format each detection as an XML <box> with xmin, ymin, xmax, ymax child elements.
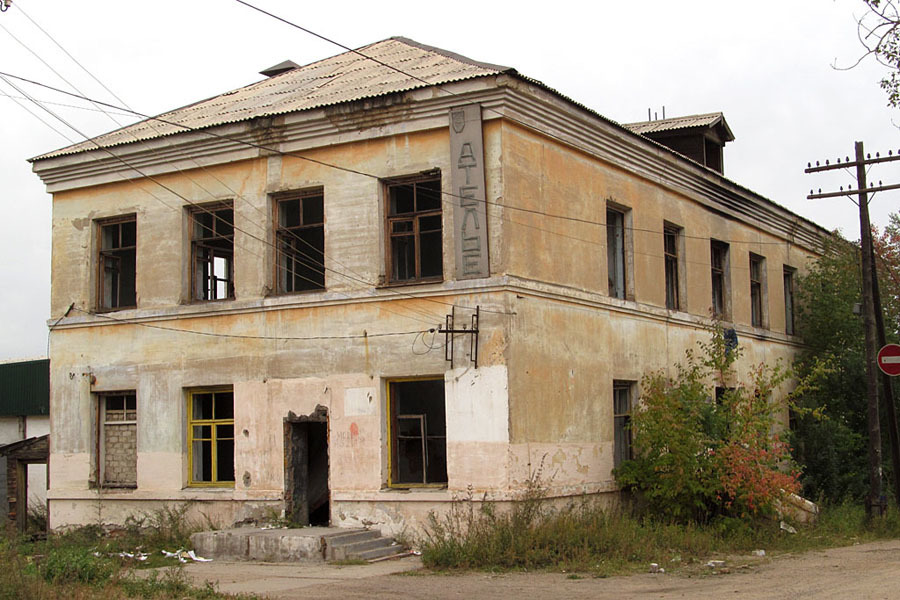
<box><xmin>284</xmin><ymin>406</ymin><xmax>329</xmax><ymax>526</ymax></box>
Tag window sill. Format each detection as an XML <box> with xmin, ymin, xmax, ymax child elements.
<box><xmin>378</xmin><ymin>278</ymin><xmax>444</xmax><ymax>290</ymax></box>
<box><xmin>96</xmin><ymin>306</ymin><xmax>137</xmax><ymax>314</ymax></box>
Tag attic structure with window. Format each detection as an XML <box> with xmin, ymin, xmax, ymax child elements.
<box><xmin>31</xmin><ymin>38</ymin><xmax>825</xmax><ymax>533</ymax></box>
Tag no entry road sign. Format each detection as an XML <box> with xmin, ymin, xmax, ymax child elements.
<box><xmin>878</xmin><ymin>344</ymin><xmax>900</xmax><ymax>377</ymax></box>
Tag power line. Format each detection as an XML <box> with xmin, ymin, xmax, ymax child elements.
<box><xmin>70</xmin><ymin>306</ymin><xmax>431</xmax><ymax>341</ymax></box>
<box><xmin>1</xmin><ymin>70</ymin><xmax>805</xmax><ymax>249</ymax></box>
<box><xmin>2</xmin><ymin>74</ymin><xmax>444</xmax><ymax>327</ymax></box>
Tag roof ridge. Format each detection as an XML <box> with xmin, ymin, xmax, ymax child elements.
<box><xmin>389</xmin><ymin>36</ymin><xmax>515</xmax><ymax>75</ymax></box>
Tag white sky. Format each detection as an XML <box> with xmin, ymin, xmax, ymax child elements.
<box><xmin>0</xmin><ymin>0</ymin><xmax>898</xmax><ymax>360</ymax></box>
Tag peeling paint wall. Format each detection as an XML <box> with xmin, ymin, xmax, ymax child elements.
<box><xmin>43</xmin><ymin>90</ymin><xmax>821</xmax><ymax>534</ymax></box>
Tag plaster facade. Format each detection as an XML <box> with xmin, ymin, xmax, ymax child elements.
<box><xmin>32</xmin><ymin>39</ymin><xmax>826</xmax><ymax>534</ymax></box>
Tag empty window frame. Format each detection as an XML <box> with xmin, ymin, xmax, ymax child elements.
<box><xmin>664</xmin><ymin>223</ymin><xmax>684</xmax><ymax>310</ymax></box>
<box><xmin>95</xmin><ymin>392</ymin><xmax>137</xmax><ymax>488</ymax></box>
<box><xmin>98</xmin><ymin>216</ymin><xmax>136</xmax><ymax>310</ymax></box>
<box><xmin>386</xmin><ymin>175</ymin><xmax>443</xmax><ymax>284</ymax></box>
<box><xmin>607</xmin><ymin>208</ymin><xmax>627</xmax><ymax>299</ymax></box>
<box><xmin>187</xmin><ymin>389</ymin><xmax>235</xmax><ymax>486</ymax></box>
<box><xmin>388</xmin><ymin>378</ymin><xmax>447</xmax><ymax>486</ymax></box>
<box><xmin>749</xmin><ymin>253</ymin><xmax>767</xmax><ymax>327</ymax></box>
<box><xmin>613</xmin><ymin>381</ymin><xmax>634</xmax><ymax>469</ymax></box>
<box><xmin>710</xmin><ymin>240</ymin><xmax>730</xmax><ymax>319</ymax></box>
<box><xmin>191</xmin><ymin>203</ymin><xmax>234</xmax><ymax>301</ymax></box>
<box><xmin>783</xmin><ymin>266</ymin><xmax>797</xmax><ymax>335</ymax></box>
<box><xmin>275</xmin><ymin>191</ymin><xmax>325</xmax><ymax>293</ymax></box>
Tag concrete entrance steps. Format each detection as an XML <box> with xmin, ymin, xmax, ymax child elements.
<box><xmin>191</xmin><ymin>527</ymin><xmax>407</xmax><ymax>563</ymax></box>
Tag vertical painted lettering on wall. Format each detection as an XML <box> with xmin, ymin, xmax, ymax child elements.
<box><xmin>449</xmin><ymin>104</ymin><xmax>490</xmax><ymax>279</ymax></box>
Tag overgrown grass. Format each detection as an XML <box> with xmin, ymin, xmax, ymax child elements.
<box><xmin>419</xmin><ymin>487</ymin><xmax>900</xmax><ymax>576</ymax></box>
<box><xmin>0</xmin><ymin>504</ymin><xmax>248</xmax><ymax>599</ymax></box>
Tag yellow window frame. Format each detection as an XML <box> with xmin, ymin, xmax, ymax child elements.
<box><xmin>386</xmin><ymin>376</ymin><xmax>447</xmax><ymax>489</ymax></box>
<box><xmin>187</xmin><ymin>388</ymin><xmax>235</xmax><ymax>487</ymax></box>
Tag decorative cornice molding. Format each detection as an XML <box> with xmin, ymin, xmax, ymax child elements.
<box><xmin>32</xmin><ymin>76</ymin><xmax>827</xmax><ymax>253</ymax></box>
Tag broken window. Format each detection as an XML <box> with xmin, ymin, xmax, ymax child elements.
<box><xmin>275</xmin><ymin>190</ymin><xmax>325</xmax><ymax>293</ymax></box>
<box><xmin>388</xmin><ymin>379</ymin><xmax>447</xmax><ymax>486</ymax></box>
<box><xmin>710</xmin><ymin>240</ymin><xmax>730</xmax><ymax>319</ymax></box>
<box><xmin>98</xmin><ymin>217</ymin><xmax>136</xmax><ymax>310</ymax></box>
<box><xmin>191</xmin><ymin>203</ymin><xmax>234</xmax><ymax>301</ymax></box>
<box><xmin>749</xmin><ymin>253</ymin><xmax>766</xmax><ymax>327</ymax></box>
<box><xmin>664</xmin><ymin>223</ymin><xmax>683</xmax><ymax>310</ymax></box>
<box><xmin>188</xmin><ymin>389</ymin><xmax>234</xmax><ymax>486</ymax></box>
<box><xmin>613</xmin><ymin>381</ymin><xmax>634</xmax><ymax>469</ymax></box>
<box><xmin>783</xmin><ymin>266</ymin><xmax>796</xmax><ymax>335</ymax></box>
<box><xmin>386</xmin><ymin>175</ymin><xmax>443</xmax><ymax>283</ymax></box>
<box><xmin>96</xmin><ymin>392</ymin><xmax>137</xmax><ymax>488</ymax></box>
<box><xmin>607</xmin><ymin>208</ymin><xmax>626</xmax><ymax>299</ymax></box>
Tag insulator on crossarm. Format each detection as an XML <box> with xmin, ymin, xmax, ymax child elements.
<box><xmin>877</xmin><ymin>152</ymin><xmax>881</xmax><ymax>158</ymax></box>
<box><xmin>826</xmin><ymin>160</ymin><xmax>830</xmax><ymax>165</ymax></box>
<box><xmin>816</xmin><ymin>161</ymin><xmax>820</xmax><ymax>166</ymax></box>
<box><xmin>807</xmin><ymin>162</ymin><xmax>811</xmax><ymax>168</ymax></box>
<box><xmin>846</xmin><ymin>156</ymin><xmax>850</xmax><ymax>162</ymax></box>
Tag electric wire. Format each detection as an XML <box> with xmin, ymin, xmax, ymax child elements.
<box><xmin>230</xmin><ymin>0</ymin><xmax>820</xmax><ymax>248</ymax></box>
<box><xmin>1</xmin><ymin>74</ymin><xmax>443</xmax><ymax>329</ymax></box>
<box><xmin>70</xmin><ymin>306</ymin><xmax>432</xmax><ymax>341</ymax></box>
<box><xmin>0</xmin><ymin>70</ymin><xmax>809</xmax><ymax>249</ymax></box>
<box><xmin>0</xmin><ymin>11</ymin><xmax>446</xmax><ymax>324</ymax></box>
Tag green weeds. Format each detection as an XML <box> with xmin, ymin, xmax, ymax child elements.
<box><xmin>419</xmin><ymin>488</ymin><xmax>900</xmax><ymax>575</ymax></box>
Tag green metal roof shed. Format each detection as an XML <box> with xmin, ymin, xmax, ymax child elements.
<box><xmin>0</xmin><ymin>359</ymin><xmax>50</xmax><ymax>416</ymax></box>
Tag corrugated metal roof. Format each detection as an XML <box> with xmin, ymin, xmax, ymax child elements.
<box><xmin>0</xmin><ymin>359</ymin><xmax>49</xmax><ymax>416</ymax></box>
<box><xmin>32</xmin><ymin>37</ymin><xmax>512</xmax><ymax>161</ymax></box>
<box><xmin>623</xmin><ymin>112</ymin><xmax>734</xmax><ymax>140</ymax></box>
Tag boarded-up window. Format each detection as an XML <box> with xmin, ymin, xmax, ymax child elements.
<box><xmin>97</xmin><ymin>393</ymin><xmax>137</xmax><ymax>487</ymax></box>
<box><xmin>389</xmin><ymin>379</ymin><xmax>447</xmax><ymax>486</ymax></box>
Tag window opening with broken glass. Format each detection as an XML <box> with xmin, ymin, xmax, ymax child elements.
<box><xmin>98</xmin><ymin>217</ymin><xmax>136</xmax><ymax>310</ymax></box>
<box><xmin>386</xmin><ymin>176</ymin><xmax>443</xmax><ymax>283</ymax></box>
<box><xmin>191</xmin><ymin>204</ymin><xmax>234</xmax><ymax>301</ymax></box>
<box><xmin>275</xmin><ymin>191</ymin><xmax>325</xmax><ymax>293</ymax></box>
<box><xmin>607</xmin><ymin>208</ymin><xmax>626</xmax><ymax>299</ymax></box>
<box><xmin>613</xmin><ymin>381</ymin><xmax>633</xmax><ymax>468</ymax></box>
<box><xmin>710</xmin><ymin>240</ymin><xmax>729</xmax><ymax>318</ymax></box>
<box><xmin>389</xmin><ymin>379</ymin><xmax>447</xmax><ymax>486</ymax></box>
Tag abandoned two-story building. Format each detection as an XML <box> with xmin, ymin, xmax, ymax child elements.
<box><xmin>31</xmin><ymin>37</ymin><xmax>826</xmax><ymax>533</ymax></box>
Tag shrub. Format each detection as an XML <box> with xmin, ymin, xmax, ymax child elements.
<box><xmin>39</xmin><ymin>546</ymin><xmax>117</xmax><ymax>585</ymax></box>
<box><xmin>614</xmin><ymin>327</ymin><xmax>800</xmax><ymax>522</ymax></box>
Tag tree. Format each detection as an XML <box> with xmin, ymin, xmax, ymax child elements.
<box><xmin>614</xmin><ymin>328</ymin><xmax>800</xmax><ymax>523</ymax></box>
<box><xmin>790</xmin><ymin>217</ymin><xmax>900</xmax><ymax>502</ymax></box>
<box><xmin>859</xmin><ymin>1</ymin><xmax>900</xmax><ymax>107</ymax></box>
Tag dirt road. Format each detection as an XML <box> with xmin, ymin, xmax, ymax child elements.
<box><xmin>181</xmin><ymin>539</ymin><xmax>900</xmax><ymax>599</ymax></box>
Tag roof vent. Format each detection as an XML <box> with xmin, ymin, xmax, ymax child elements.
<box><xmin>260</xmin><ymin>60</ymin><xmax>301</xmax><ymax>78</ymax></box>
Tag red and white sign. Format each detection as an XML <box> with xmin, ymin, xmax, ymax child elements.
<box><xmin>878</xmin><ymin>344</ymin><xmax>900</xmax><ymax>377</ymax></box>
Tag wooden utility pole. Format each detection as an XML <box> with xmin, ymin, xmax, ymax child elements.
<box><xmin>806</xmin><ymin>141</ymin><xmax>900</xmax><ymax>516</ymax></box>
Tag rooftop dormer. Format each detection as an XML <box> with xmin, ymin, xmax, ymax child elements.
<box><xmin>624</xmin><ymin>112</ymin><xmax>734</xmax><ymax>175</ymax></box>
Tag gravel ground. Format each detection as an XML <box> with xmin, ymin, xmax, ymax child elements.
<box><xmin>180</xmin><ymin>539</ymin><xmax>900</xmax><ymax>599</ymax></box>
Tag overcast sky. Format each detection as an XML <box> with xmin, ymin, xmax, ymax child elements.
<box><xmin>0</xmin><ymin>0</ymin><xmax>898</xmax><ymax>360</ymax></box>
